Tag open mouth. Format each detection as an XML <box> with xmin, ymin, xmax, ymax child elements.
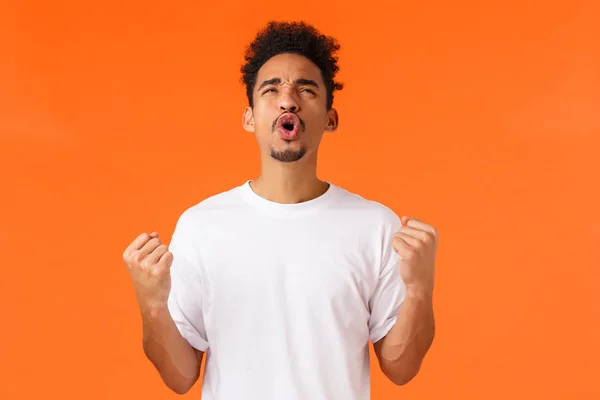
<box><xmin>276</xmin><ymin>113</ymin><xmax>301</xmax><ymax>139</ymax></box>
<box><xmin>282</xmin><ymin>123</ymin><xmax>295</xmax><ymax>132</ymax></box>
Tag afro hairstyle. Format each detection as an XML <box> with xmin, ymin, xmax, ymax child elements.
<box><xmin>240</xmin><ymin>20</ymin><xmax>344</xmax><ymax>110</ymax></box>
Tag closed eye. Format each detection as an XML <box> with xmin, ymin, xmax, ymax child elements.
<box><xmin>262</xmin><ymin>88</ymin><xmax>277</xmax><ymax>94</ymax></box>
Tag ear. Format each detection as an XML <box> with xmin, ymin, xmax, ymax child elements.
<box><xmin>242</xmin><ymin>106</ymin><xmax>255</xmax><ymax>132</ymax></box>
<box><xmin>324</xmin><ymin>108</ymin><xmax>339</xmax><ymax>132</ymax></box>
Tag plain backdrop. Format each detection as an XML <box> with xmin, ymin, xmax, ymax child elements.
<box><xmin>1</xmin><ymin>0</ymin><xmax>599</xmax><ymax>399</ymax></box>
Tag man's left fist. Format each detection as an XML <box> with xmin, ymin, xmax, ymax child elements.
<box><xmin>392</xmin><ymin>216</ymin><xmax>439</xmax><ymax>295</ymax></box>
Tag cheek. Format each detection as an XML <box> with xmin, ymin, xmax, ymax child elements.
<box><xmin>252</xmin><ymin>107</ymin><xmax>277</xmax><ymax>133</ymax></box>
<box><xmin>304</xmin><ymin>112</ymin><xmax>328</xmax><ymax>131</ymax></box>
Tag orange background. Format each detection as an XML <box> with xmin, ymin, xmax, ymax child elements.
<box><xmin>1</xmin><ymin>0</ymin><xmax>599</xmax><ymax>399</ymax></box>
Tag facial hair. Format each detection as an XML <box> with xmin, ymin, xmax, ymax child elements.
<box><xmin>269</xmin><ymin>113</ymin><xmax>307</xmax><ymax>163</ymax></box>
<box><xmin>270</xmin><ymin>146</ymin><xmax>307</xmax><ymax>162</ymax></box>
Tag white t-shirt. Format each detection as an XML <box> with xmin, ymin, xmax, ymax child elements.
<box><xmin>167</xmin><ymin>180</ymin><xmax>405</xmax><ymax>400</ymax></box>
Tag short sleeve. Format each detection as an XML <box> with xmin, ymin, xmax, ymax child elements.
<box><xmin>368</xmin><ymin>216</ymin><xmax>406</xmax><ymax>344</ymax></box>
<box><xmin>166</xmin><ymin>217</ymin><xmax>209</xmax><ymax>352</ymax></box>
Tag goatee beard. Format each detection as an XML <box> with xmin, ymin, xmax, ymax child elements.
<box><xmin>270</xmin><ymin>147</ymin><xmax>307</xmax><ymax>162</ymax></box>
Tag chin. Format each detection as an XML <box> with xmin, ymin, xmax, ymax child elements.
<box><xmin>270</xmin><ymin>147</ymin><xmax>307</xmax><ymax>163</ymax></box>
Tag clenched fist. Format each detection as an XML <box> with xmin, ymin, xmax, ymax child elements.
<box><xmin>392</xmin><ymin>216</ymin><xmax>438</xmax><ymax>296</ymax></box>
<box><xmin>123</xmin><ymin>232</ymin><xmax>174</xmax><ymax>312</ymax></box>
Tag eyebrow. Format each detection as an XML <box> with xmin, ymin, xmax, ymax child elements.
<box><xmin>257</xmin><ymin>78</ymin><xmax>320</xmax><ymax>91</ymax></box>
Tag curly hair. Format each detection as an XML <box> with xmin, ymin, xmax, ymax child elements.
<box><xmin>240</xmin><ymin>21</ymin><xmax>344</xmax><ymax>110</ymax></box>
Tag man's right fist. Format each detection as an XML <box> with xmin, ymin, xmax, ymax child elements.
<box><xmin>123</xmin><ymin>232</ymin><xmax>174</xmax><ymax>311</ymax></box>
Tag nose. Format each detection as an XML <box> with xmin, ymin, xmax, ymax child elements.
<box><xmin>278</xmin><ymin>87</ymin><xmax>300</xmax><ymax>113</ymax></box>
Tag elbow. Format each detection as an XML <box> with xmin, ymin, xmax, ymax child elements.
<box><xmin>142</xmin><ymin>343</ymin><xmax>200</xmax><ymax>395</ymax></box>
<box><xmin>382</xmin><ymin>362</ymin><xmax>421</xmax><ymax>386</ymax></box>
<box><xmin>169</xmin><ymin>385</ymin><xmax>192</xmax><ymax>395</ymax></box>
<box><xmin>154</xmin><ymin>361</ymin><xmax>199</xmax><ymax>395</ymax></box>
<box><xmin>388</xmin><ymin>366</ymin><xmax>420</xmax><ymax>386</ymax></box>
<box><xmin>164</xmin><ymin>377</ymin><xmax>196</xmax><ymax>395</ymax></box>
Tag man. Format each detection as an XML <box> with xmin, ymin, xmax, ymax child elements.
<box><xmin>123</xmin><ymin>20</ymin><xmax>438</xmax><ymax>399</ymax></box>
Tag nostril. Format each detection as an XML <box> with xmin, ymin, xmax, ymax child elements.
<box><xmin>280</xmin><ymin>104</ymin><xmax>298</xmax><ymax>112</ymax></box>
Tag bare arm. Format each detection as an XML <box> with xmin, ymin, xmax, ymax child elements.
<box><xmin>124</xmin><ymin>231</ymin><xmax>204</xmax><ymax>394</ymax></box>
<box><xmin>374</xmin><ymin>216</ymin><xmax>438</xmax><ymax>385</ymax></box>
<box><xmin>373</xmin><ymin>290</ymin><xmax>435</xmax><ymax>385</ymax></box>
<box><xmin>141</xmin><ymin>305</ymin><xmax>204</xmax><ymax>394</ymax></box>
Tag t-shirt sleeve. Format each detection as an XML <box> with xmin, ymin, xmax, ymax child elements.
<box><xmin>166</xmin><ymin>216</ymin><xmax>209</xmax><ymax>352</ymax></box>
<box><xmin>368</xmin><ymin>215</ymin><xmax>406</xmax><ymax>344</ymax></box>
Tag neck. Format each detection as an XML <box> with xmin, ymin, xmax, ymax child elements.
<box><xmin>250</xmin><ymin>151</ymin><xmax>329</xmax><ymax>204</ymax></box>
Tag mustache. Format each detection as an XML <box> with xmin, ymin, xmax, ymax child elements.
<box><xmin>271</xmin><ymin>113</ymin><xmax>305</xmax><ymax>132</ymax></box>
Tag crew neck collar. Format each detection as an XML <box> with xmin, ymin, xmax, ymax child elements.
<box><xmin>238</xmin><ymin>180</ymin><xmax>340</xmax><ymax>218</ymax></box>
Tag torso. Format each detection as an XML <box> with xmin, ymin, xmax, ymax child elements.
<box><xmin>169</xmin><ymin>181</ymin><xmax>404</xmax><ymax>400</ymax></box>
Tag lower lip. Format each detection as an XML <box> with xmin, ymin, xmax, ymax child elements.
<box><xmin>278</xmin><ymin>127</ymin><xmax>299</xmax><ymax>140</ymax></box>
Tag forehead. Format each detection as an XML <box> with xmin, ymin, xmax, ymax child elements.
<box><xmin>255</xmin><ymin>53</ymin><xmax>324</xmax><ymax>86</ymax></box>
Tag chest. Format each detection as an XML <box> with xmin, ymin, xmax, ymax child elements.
<box><xmin>196</xmin><ymin>219</ymin><xmax>381</xmax><ymax>318</ymax></box>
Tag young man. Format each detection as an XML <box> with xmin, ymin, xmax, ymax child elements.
<box><xmin>123</xmin><ymin>21</ymin><xmax>438</xmax><ymax>400</ymax></box>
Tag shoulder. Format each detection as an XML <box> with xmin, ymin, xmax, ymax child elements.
<box><xmin>172</xmin><ymin>183</ymin><xmax>246</xmax><ymax>236</ymax></box>
<box><xmin>334</xmin><ymin>184</ymin><xmax>402</xmax><ymax>232</ymax></box>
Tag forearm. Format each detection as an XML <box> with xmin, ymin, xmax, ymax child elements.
<box><xmin>141</xmin><ymin>305</ymin><xmax>201</xmax><ymax>394</ymax></box>
<box><xmin>375</xmin><ymin>290</ymin><xmax>435</xmax><ymax>385</ymax></box>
